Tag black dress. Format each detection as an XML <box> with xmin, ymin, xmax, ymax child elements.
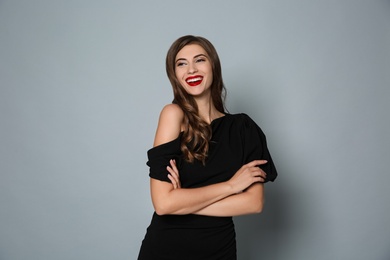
<box><xmin>138</xmin><ymin>113</ymin><xmax>277</xmax><ymax>260</ymax></box>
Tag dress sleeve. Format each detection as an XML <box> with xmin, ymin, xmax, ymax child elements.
<box><xmin>240</xmin><ymin>114</ymin><xmax>278</xmax><ymax>183</ymax></box>
<box><xmin>146</xmin><ymin>133</ymin><xmax>183</xmax><ymax>183</ymax></box>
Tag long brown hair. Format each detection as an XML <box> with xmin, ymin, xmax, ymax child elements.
<box><xmin>166</xmin><ymin>35</ymin><xmax>227</xmax><ymax>164</ymax></box>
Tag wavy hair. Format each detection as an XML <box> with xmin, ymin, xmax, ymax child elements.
<box><xmin>166</xmin><ymin>35</ymin><xmax>227</xmax><ymax>164</ymax></box>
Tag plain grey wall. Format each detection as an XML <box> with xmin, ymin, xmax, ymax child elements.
<box><xmin>1</xmin><ymin>1</ymin><xmax>389</xmax><ymax>259</ymax></box>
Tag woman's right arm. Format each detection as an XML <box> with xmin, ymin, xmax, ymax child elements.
<box><xmin>149</xmin><ymin>104</ymin><xmax>266</xmax><ymax>215</ymax></box>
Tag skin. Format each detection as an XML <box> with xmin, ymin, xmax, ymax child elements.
<box><xmin>150</xmin><ymin>44</ymin><xmax>267</xmax><ymax>217</ymax></box>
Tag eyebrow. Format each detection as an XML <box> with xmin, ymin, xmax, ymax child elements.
<box><xmin>175</xmin><ymin>54</ymin><xmax>207</xmax><ymax>63</ymax></box>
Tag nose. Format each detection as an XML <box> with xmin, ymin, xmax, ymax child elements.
<box><xmin>188</xmin><ymin>62</ymin><xmax>198</xmax><ymax>74</ymax></box>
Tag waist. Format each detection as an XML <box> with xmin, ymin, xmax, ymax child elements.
<box><xmin>150</xmin><ymin>212</ymin><xmax>233</xmax><ymax>229</ymax></box>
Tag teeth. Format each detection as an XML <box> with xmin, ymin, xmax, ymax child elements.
<box><xmin>187</xmin><ymin>77</ymin><xmax>202</xmax><ymax>83</ymax></box>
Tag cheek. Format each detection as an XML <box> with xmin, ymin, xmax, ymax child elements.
<box><xmin>175</xmin><ymin>71</ymin><xmax>184</xmax><ymax>81</ymax></box>
<box><xmin>206</xmin><ymin>69</ymin><xmax>213</xmax><ymax>84</ymax></box>
<box><xmin>174</xmin><ymin>72</ymin><xmax>185</xmax><ymax>87</ymax></box>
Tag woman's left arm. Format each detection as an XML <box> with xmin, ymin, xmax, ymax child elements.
<box><xmin>193</xmin><ymin>183</ymin><xmax>264</xmax><ymax>217</ymax></box>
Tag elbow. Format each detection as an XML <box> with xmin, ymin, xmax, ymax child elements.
<box><xmin>152</xmin><ymin>193</ymin><xmax>175</xmax><ymax>215</ymax></box>
<box><xmin>253</xmin><ymin>202</ymin><xmax>263</xmax><ymax>214</ymax></box>
<box><xmin>247</xmin><ymin>183</ymin><xmax>265</xmax><ymax>214</ymax></box>
<box><xmin>155</xmin><ymin>208</ymin><xmax>169</xmax><ymax>216</ymax></box>
<box><xmin>154</xmin><ymin>202</ymin><xmax>171</xmax><ymax>216</ymax></box>
<box><xmin>251</xmin><ymin>197</ymin><xmax>265</xmax><ymax>214</ymax></box>
<box><xmin>155</xmin><ymin>209</ymin><xmax>167</xmax><ymax>216</ymax></box>
<box><xmin>154</xmin><ymin>206</ymin><xmax>165</xmax><ymax>216</ymax></box>
<box><xmin>153</xmin><ymin>200</ymin><xmax>180</xmax><ymax>216</ymax></box>
<box><xmin>152</xmin><ymin>190</ymin><xmax>186</xmax><ymax>215</ymax></box>
<box><xmin>154</xmin><ymin>203</ymin><xmax>188</xmax><ymax>216</ymax></box>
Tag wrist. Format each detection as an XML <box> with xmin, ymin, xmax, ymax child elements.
<box><xmin>224</xmin><ymin>181</ymin><xmax>237</xmax><ymax>195</ymax></box>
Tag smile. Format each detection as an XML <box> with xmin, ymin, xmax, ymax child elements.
<box><xmin>186</xmin><ymin>76</ymin><xmax>203</xmax><ymax>86</ymax></box>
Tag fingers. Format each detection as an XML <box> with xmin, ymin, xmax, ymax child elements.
<box><xmin>246</xmin><ymin>160</ymin><xmax>268</xmax><ymax>167</ymax></box>
<box><xmin>170</xmin><ymin>159</ymin><xmax>179</xmax><ymax>173</ymax></box>
<box><xmin>250</xmin><ymin>167</ymin><xmax>267</xmax><ymax>181</ymax></box>
<box><xmin>229</xmin><ymin>161</ymin><xmax>268</xmax><ymax>193</ymax></box>
<box><xmin>167</xmin><ymin>159</ymin><xmax>181</xmax><ymax>189</ymax></box>
<box><xmin>167</xmin><ymin>173</ymin><xmax>179</xmax><ymax>189</ymax></box>
<box><xmin>240</xmin><ymin>161</ymin><xmax>267</xmax><ymax>177</ymax></box>
<box><xmin>245</xmin><ymin>160</ymin><xmax>267</xmax><ymax>181</ymax></box>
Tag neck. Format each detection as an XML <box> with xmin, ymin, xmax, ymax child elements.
<box><xmin>195</xmin><ymin>96</ymin><xmax>223</xmax><ymax>124</ymax></box>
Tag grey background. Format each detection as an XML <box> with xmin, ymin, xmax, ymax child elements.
<box><xmin>1</xmin><ymin>1</ymin><xmax>389</xmax><ymax>259</ymax></box>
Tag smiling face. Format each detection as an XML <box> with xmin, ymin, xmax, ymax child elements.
<box><xmin>174</xmin><ymin>44</ymin><xmax>213</xmax><ymax>98</ymax></box>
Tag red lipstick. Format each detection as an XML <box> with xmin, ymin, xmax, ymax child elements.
<box><xmin>186</xmin><ymin>76</ymin><xmax>203</xmax><ymax>86</ymax></box>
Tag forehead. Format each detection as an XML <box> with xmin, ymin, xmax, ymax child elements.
<box><xmin>175</xmin><ymin>44</ymin><xmax>207</xmax><ymax>60</ymax></box>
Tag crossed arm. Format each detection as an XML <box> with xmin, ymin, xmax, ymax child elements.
<box><xmin>193</xmin><ymin>183</ymin><xmax>264</xmax><ymax>217</ymax></box>
<box><xmin>151</xmin><ymin>160</ymin><xmax>266</xmax><ymax>216</ymax></box>
<box><xmin>149</xmin><ymin>104</ymin><xmax>266</xmax><ymax>217</ymax></box>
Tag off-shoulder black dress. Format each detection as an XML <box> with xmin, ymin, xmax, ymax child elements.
<box><xmin>138</xmin><ymin>113</ymin><xmax>277</xmax><ymax>260</ymax></box>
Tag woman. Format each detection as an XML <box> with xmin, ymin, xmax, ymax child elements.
<box><xmin>138</xmin><ymin>35</ymin><xmax>277</xmax><ymax>260</ymax></box>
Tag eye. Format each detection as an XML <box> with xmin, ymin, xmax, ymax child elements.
<box><xmin>195</xmin><ymin>58</ymin><xmax>206</xmax><ymax>63</ymax></box>
<box><xmin>176</xmin><ymin>61</ymin><xmax>187</xmax><ymax>67</ymax></box>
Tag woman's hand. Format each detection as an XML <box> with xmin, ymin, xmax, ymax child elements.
<box><xmin>167</xmin><ymin>159</ymin><xmax>181</xmax><ymax>189</ymax></box>
<box><xmin>227</xmin><ymin>160</ymin><xmax>267</xmax><ymax>194</ymax></box>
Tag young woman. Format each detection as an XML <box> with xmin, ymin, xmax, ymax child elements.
<box><xmin>138</xmin><ymin>35</ymin><xmax>277</xmax><ymax>260</ymax></box>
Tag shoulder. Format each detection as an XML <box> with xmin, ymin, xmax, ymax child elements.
<box><xmin>160</xmin><ymin>103</ymin><xmax>184</xmax><ymax>118</ymax></box>
<box><xmin>159</xmin><ymin>104</ymin><xmax>185</xmax><ymax>128</ymax></box>
<box><xmin>229</xmin><ymin>113</ymin><xmax>264</xmax><ymax>134</ymax></box>
<box><xmin>229</xmin><ymin>113</ymin><xmax>256</xmax><ymax>126</ymax></box>
<box><xmin>153</xmin><ymin>104</ymin><xmax>184</xmax><ymax>147</ymax></box>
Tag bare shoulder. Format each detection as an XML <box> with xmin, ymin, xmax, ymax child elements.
<box><xmin>153</xmin><ymin>104</ymin><xmax>184</xmax><ymax>147</ymax></box>
<box><xmin>160</xmin><ymin>103</ymin><xmax>184</xmax><ymax>119</ymax></box>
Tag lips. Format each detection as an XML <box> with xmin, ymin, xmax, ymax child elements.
<box><xmin>186</xmin><ymin>76</ymin><xmax>203</xmax><ymax>86</ymax></box>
